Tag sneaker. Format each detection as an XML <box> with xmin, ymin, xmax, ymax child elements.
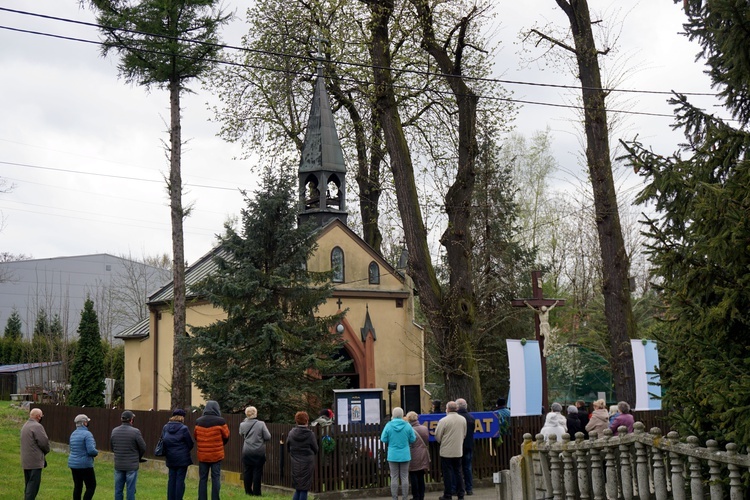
<box><xmin>466</xmin><ymin>491</ymin><xmax>474</xmax><ymax>496</ymax></box>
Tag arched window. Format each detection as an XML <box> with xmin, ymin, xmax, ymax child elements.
<box><xmin>368</xmin><ymin>261</ymin><xmax>380</xmax><ymax>284</ymax></box>
<box><xmin>331</xmin><ymin>247</ymin><xmax>345</xmax><ymax>282</ymax></box>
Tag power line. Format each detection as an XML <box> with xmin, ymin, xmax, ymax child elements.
<box><xmin>0</xmin><ymin>7</ymin><xmax>719</xmax><ymax>101</ymax></box>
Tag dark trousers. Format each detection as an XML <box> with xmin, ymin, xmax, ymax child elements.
<box><xmin>23</xmin><ymin>468</ymin><xmax>42</xmax><ymax>500</ymax></box>
<box><xmin>198</xmin><ymin>461</ymin><xmax>222</xmax><ymax>500</ymax></box>
<box><xmin>461</xmin><ymin>450</ymin><xmax>473</xmax><ymax>493</ymax></box>
<box><xmin>409</xmin><ymin>470</ymin><xmax>426</xmax><ymax>500</ymax></box>
<box><xmin>71</xmin><ymin>467</ymin><xmax>96</xmax><ymax>500</ymax></box>
<box><xmin>242</xmin><ymin>453</ymin><xmax>266</xmax><ymax>495</ymax></box>
<box><xmin>441</xmin><ymin>456</ymin><xmax>464</xmax><ymax>499</ymax></box>
<box><xmin>167</xmin><ymin>466</ymin><xmax>188</xmax><ymax>500</ymax></box>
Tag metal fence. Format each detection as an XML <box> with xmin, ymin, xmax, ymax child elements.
<box><xmin>34</xmin><ymin>404</ymin><xmax>667</xmax><ymax>493</ymax></box>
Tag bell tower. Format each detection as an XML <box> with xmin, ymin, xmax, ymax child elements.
<box><xmin>298</xmin><ymin>43</ymin><xmax>348</xmax><ymax>227</ymax></box>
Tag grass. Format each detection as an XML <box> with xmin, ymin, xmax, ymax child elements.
<box><xmin>0</xmin><ymin>401</ymin><xmax>291</xmax><ymax>499</ymax></box>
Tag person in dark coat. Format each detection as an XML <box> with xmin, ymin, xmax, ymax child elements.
<box><xmin>111</xmin><ymin>410</ymin><xmax>146</xmax><ymax>500</ymax></box>
<box><xmin>68</xmin><ymin>414</ymin><xmax>98</xmax><ymax>500</ymax></box>
<box><xmin>239</xmin><ymin>405</ymin><xmax>271</xmax><ymax>496</ymax></box>
<box><xmin>406</xmin><ymin>411</ymin><xmax>431</xmax><ymax>500</ymax></box>
<box><xmin>566</xmin><ymin>406</ymin><xmax>585</xmax><ymax>437</ymax></box>
<box><xmin>161</xmin><ymin>409</ymin><xmax>194</xmax><ymax>500</ymax></box>
<box><xmin>456</xmin><ymin>398</ymin><xmax>476</xmax><ymax>495</ymax></box>
<box><xmin>286</xmin><ymin>411</ymin><xmax>318</xmax><ymax>500</ymax></box>
<box><xmin>575</xmin><ymin>401</ymin><xmax>590</xmax><ymax>438</ymax></box>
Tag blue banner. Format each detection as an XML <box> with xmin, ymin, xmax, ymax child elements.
<box><xmin>417</xmin><ymin>412</ymin><xmax>501</xmax><ymax>441</ymax></box>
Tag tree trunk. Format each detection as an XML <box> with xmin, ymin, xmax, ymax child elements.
<box><xmin>366</xmin><ymin>0</ymin><xmax>482</xmax><ymax>408</ymax></box>
<box><xmin>169</xmin><ymin>78</ymin><xmax>190</xmax><ymax>409</ymax></box>
<box><xmin>556</xmin><ymin>0</ymin><xmax>636</xmax><ymax>404</ymax></box>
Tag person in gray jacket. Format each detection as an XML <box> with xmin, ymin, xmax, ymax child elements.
<box><xmin>110</xmin><ymin>410</ymin><xmax>147</xmax><ymax>500</ymax></box>
<box><xmin>239</xmin><ymin>405</ymin><xmax>271</xmax><ymax>496</ymax></box>
<box><xmin>20</xmin><ymin>407</ymin><xmax>50</xmax><ymax>500</ymax></box>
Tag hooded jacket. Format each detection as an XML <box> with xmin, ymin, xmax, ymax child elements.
<box><xmin>539</xmin><ymin>411</ymin><xmax>567</xmax><ymax>442</ymax></box>
<box><xmin>162</xmin><ymin>420</ymin><xmax>194</xmax><ymax>468</ymax></box>
<box><xmin>287</xmin><ymin>425</ymin><xmax>318</xmax><ymax>491</ymax></box>
<box><xmin>408</xmin><ymin>421</ymin><xmax>431</xmax><ymax>472</ymax></box>
<box><xmin>585</xmin><ymin>408</ymin><xmax>609</xmax><ymax>437</ymax></box>
<box><xmin>380</xmin><ymin>417</ymin><xmax>416</xmax><ymax>462</ymax></box>
<box><xmin>194</xmin><ymin>401</ymin><xmax>230</xmax><ymax>463</ymax></box>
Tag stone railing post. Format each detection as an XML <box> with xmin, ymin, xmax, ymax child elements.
<box><xmin>537</xmin><ymin>433</ymin><xmax>553</xmax><ymax>497</ymax></box>
<box><xmin>548</xmin><ymin>434</ymin><xmax>563</xmax><ymax>499</ymax></box>
<box><xmin>726</xmin><ymin>443</ymin><xmax>743</xmax><ymax>500</ymax></box>
<box><xmin>590</xmin><ymin>432</ymin><xmax>605</xmax><ymax>500</ymax></box>
<box><xmin>604</xmin><ymin>430</ymin><xmax>618</xmax><ymax>500</ymax></box>
<box><xmin>619</xmin><ymin>429</ymin><xmax>634</xmax><ymax>500</ymax></box>
<box><xmin>667</xmin><ymin>431</ymin><xmax>686</xmax><ymax>500</ymax></box>
<box><xmin>651</xmin><ymin>428</ymin><xmax>669</xmax><ymax>500</ymax></box>
<box><xmin>706</xmin><ymin>440</ymin><xmax>723</xmax><ymax>500</ymax></box>
<box><xmin>562</xmin><ymin>433</ymin><xmax>577</xmax><ymax>500</ymax></box>
<box><xmin>633</xmin><ymin>422</ymin><xmax>651</xmax><ymax>500</ymax></box>
<box><xmin>686</xmin><ymin>436</ymin><xmax>703</xmax><ymax>500</ymax></box>
<box><xmin>575</xmin><ymin>433</ymin><xmax>591</xmax><ymax>500</ymax></box>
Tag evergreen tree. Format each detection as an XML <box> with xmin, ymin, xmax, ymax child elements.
<box><xmin>33</xmin><ymin>309</ymin><xmax>50</xmax><ymax>339</ymax></box>
<box><xmin>189</xmin><ymin>174</ymin><xmax>349</xmax><ymax>421</ymax></box>
<box><xmin>624</xmin><ymin>0</ymin><xmax>750</xmax><ymax>448</ymax></box>
<box><xmin>4</xmin><ymin>308</ymin><xmax>22</xmax><ymax>340</ymax></box>
<box><xmin>49</xmin><ymin>313</ymin><xmax>64</xmax><ymax>339</ymax></box>
<box><xmin>69</xmin><ymin>298</ymin><xmax>106</xmax><ymax>407</ymax></box>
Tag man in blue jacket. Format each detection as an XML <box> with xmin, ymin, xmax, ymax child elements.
<box><xmin>111</xmin><ymin>410</ymin><xmax>146</xmax><ymax>500</ymax></box>
<box><xmin>456</xmin><ymin>398</ymin><xmax>476</xmax><ymax>495</ymax></box>
<box><xmin>68</xmin><ymin>414</ymin><xmax>98</xmax><ymax>500</ymax></box>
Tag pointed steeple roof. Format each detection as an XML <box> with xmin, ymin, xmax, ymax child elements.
<box><xmin>299</xmin><ymin>63</ymin><xmax>346</xmax><ymax>174</ymax></box>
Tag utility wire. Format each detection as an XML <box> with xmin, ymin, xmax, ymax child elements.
<box><xmin>0</xmin><ymin>6</ymin><xmax>719</xmax><ymax>97</ymax></box>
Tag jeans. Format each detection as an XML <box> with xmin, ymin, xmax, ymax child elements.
<box><xmin>409</xmin><ymin>469</ymin><xmax>426</xmax><ymax>500</ymax></box>
<box><xmin>71</xmin><ymin>467</ymin><xmax>96</xmax><ymax>500</ymax></box>
<box><xmin>461</xmin><ymin>449</ymin><xmax>473</xmax><ymax>493</ymax></box>
<box><xmin>242</xmin><ymin>453</ymin><xmax>266</xmax><ymax>495</ymax></box>
<box><xmin>114</xmin><ymin>469</ymin><xmax>138</xmax><ymax>500</ymax></box>
<box><xmin>388</xmin><ymin>461</ymin><xmax>410</xmax><ymax>500</ymax></box>
<box><xmin>167</xmin><ymin>466</ymin><xmax>188</xmax><ymax>500</ymax></box>
<box><xmin>441</xmin><ymin>456</ymin><xmax>464</xmax><ymax>499</ymax></box>
<box><xmin>292</xmin><ymin>490</ymin><xmax>308</xmax><ymax>500</ymax></box>
<box><xmin>23</xmin><ymin>468</ymin><xmax>42</xmax><ymax>500</ymax></box>
<box><xmin>198</xmin><ymin>461</ymin><xmax>222</xmax><ymax>500</ymax></box>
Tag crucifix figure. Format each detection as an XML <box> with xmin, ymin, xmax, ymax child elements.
<box><xmin>511</xmin><ymin>271</ymin><xmax>565</xmax><ymax>412</ymax></box>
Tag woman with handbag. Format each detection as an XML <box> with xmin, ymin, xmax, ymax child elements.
<box><xmin>239</xmin><ymin>406</ymin><xmax>271</xmax><ymax>496</ymax></box>
<box><xmin>160</xmin><ymin>408</ymin><xmax>194</xmax><ymax>500</ymax></box>
<box><xmin>406</xmin><ymin>412</ymin><xmax>430</xmax><ymax>500</ymax></box>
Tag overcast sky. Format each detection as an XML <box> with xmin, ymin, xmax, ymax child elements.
<box><xmin>0</xmin><ymin>1</ymin><xmax>717</xmax><ymax>265</ymax></box>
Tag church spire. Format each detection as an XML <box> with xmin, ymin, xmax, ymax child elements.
<box><xmin>298</xmin><ymin>38</ymin><xmax>348</xmax><ymax>227</ymax></box>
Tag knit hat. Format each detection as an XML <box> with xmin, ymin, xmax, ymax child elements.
<box><xmin>74</xmin><ymin>414</ymin><xmax>90</xmax><ymax>424</ymax></box>
<box><xmin>121</xmin><ymin>410</ymin><xmax>135</xmax><ymax>421</ymax></box>
<box><xmin>172</xmin><ymin>408</ymin><xmax>186</xmax><ymax>417</ymax></box>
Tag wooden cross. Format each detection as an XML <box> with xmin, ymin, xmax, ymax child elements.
<box><xmin>511</xmin><ymin>271</ymin><xmax>565</xmax><ymax>412</ymax></box>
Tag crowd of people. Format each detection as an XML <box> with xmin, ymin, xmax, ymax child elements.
<box><xmin>538</xmin><ymin>399</ymin><xmax>636</xmax><ymax>441</ymax></box>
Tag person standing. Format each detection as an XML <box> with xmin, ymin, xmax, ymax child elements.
<box><xmin>539</xmin><ymin>402</ymin><xmax>567</xmax><ymax>442</ymax></box>
<box><xmin>434</xmin><ymin>401</ymin><xmax>466</xmax><ymax>500</ymax></box>
<box><xmin>239</xmin><ymin>405</ymin><xmax>271</xmax><ymax>496</ymax></box>
<box><xmin>161</xmin><ymin>409</ymin><xmax>194</xmax><ymax>500</ymax></box>
<box><xmin>565</xmin><ymin>406</ymin><xmax>585</xmax><ymax>437</ymax></box>
<box><xmin>68</xmin><ymin>414</ymin><xmax>98</xmax><ymax>500</ymax></box>
<box><xmin>20</xmin><ymin>407</ymin><xmax>50</xmax><ymax>500</ymax></box>
<box><xmin>455</xmin><ymin>398</ymin><xmax>475</xmax><ymax>496</ymax></box>
<box><xmin>111</xmin><ymin>410</ymin><xmax>146</xmax><ymax>500</ymax></box>
<box><xmin>194</xmin><ymin>400</ymin><xmax>230</xmax><ymax>500</ymax></box>
<box><xmin>287</xmin><ymin>411</ymin><xmax>318</xmax><ymax>500</ymax></box>
<box><xmin>609</xmin><ymin>401</ymin><xmax>635</xmax><ymax>435</ymax></box>
<box><xmin>493</xmin><ymin>398</ymin><xmax>512</xmax><ymax>444</ymax></box>
<box><xmin>585</xmin><ymin>399</ymin><xmax>609</xmax><ymax>438</ymax></box>
<box><xmin>405</xmin><ymin>411</ymin><xmax>430</xmax><ymax>500</ymax></box>
<box><xmin>380</xmin><ymin>407</ymin><xmax>416</xmax><ymax>500</ymax></box>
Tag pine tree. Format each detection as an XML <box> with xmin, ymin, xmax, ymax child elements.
<box><xmin>4</xmin><ymin>308</ymin><xmax>22</xmax><ymax>340</ymax></box>
<box><xmin>624</xmin><ymin>0</ymin><xmax>750</xmax><ymax>448</ymax></box>
<box><xmin>69</xmin><ymin>298</ymin><xmax>106</xmax><ymax>407</ymax></box>
<box><xmin>189</xmin><ymin>174</ymin><xmax>349</xmax><ymax>421</ymax></box>
<box><xmin>33</xmin><ymin>309</ymin><xmax>50</xmax><ymax>339</ymax></box>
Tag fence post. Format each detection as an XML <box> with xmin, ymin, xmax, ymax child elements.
<box><xmin>686</xmin><ymin>436</ymin><xmax>703</xmax><ymax>500</ymax></box>
<box><xmin>634</xmin><ymin>423</ymin><xmax>651</xmax><ymax>500</ymax></box>
<box><xmin>706</xmin><ymin>440</ymin><xmax>723</xmax><ymax>500</ymax></box>
<box><xmin>667</xmin><ymin>431</ymin><xmax>686</xmax><ymax>500</ymax></box>
<box><xmin>575</xmin><ymin>433</ymin><xmax>590</xmax><ymax>500</ymax></box>
<box><xmin>726</xmin><ymin>443</ymin><xmax>743</xmax><ymax>500</ymax></box>
<box><xmin>604</xmin><ymin>431</ymin><xmax>618</xmax><ymax>500</ymax></box>
<box><xmin>650</xmin><ymin>428</ymin><xmax>669</xmax><ymax>500</ymax></box>
<box><xmin>619</xmin><ymin>433</ymin><xmax>634</xmax><ymax>500</ymax></box>
<box><xmin>561</xmin><ymin>434</ymin><xmax>576</xmax><ymax>500</ymax></box>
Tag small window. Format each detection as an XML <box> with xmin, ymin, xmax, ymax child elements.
<box><xmin>368</xmin><ymin>261</ymin><xmax>380</xmax><ymax>284</ymax></box>
<box><xmin>396</xmin><ymin>298</ymin><xmax>404</xmax><ymax>308</ymax></box>
<box><xmin>331</xmin><ymin>247</ymin><xmax>345</xmax><ymax>282</ymax></box>
<box><xmin>105</xmin><ymin>264</ymin><xmax>112</xmax><ymax>271</ymax></box>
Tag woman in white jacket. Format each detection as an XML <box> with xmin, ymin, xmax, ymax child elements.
<box><xmin>539</xmin><ymin>402</ymin><xmax>567</xmax><ymax>441</ymax></box>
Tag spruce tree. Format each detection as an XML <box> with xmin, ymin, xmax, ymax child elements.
<box><xmin>624</xmin><ymin>0</ymin><xmax>750</xmax><ymax>448</ymax></box>
<box><xmin>4</xmin><ymin>308</ymin><xmax>22</xmax><ymax>340</ymax></box>
<box><xmin>69</xmin><ymin>298</ymin><xmax>106</xmax><ymax>407</ymax></box>
<box><xmin>33</xmin><ymin>309</ymin><xmax>49</xmax><ymax>339</ymax></box>
<box><xmin>190</xmin><ymin>174</ymin><xmax>349</xmax><ymax>421</ymax></box>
